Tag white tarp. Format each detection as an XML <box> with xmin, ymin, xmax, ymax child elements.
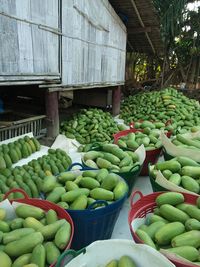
<box><xmin>161</xmin><ymin>131</ymin><xmax>200</xmax><ymax>162</ymax></box>
<box><xmin>64</xmin><ymin>239</ymin><xmax>175</xmax><ymax>267</ymax></box>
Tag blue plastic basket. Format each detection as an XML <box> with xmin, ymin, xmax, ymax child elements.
<box><xmin>65</xmin><ymin>163</ymin><xmax>128</xmax><ymax>250</ymax></box>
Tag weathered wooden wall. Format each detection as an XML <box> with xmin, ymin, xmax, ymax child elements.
<box><xmin>0</xmin><ymin>0</ymin><xmax>127</xmax><ymax>87</ymax></box>
<box><xmin>61</xmin><ymin>0</ymin><xmax>127</xmax><ymax>87</ymax></box>
<box><xmin>0</xmin><ymin>0</ymin><xmax>60</xmax><ymax>82</ymax></box>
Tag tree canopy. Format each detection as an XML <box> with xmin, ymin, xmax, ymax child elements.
<box><xmin>153</xmin><ymin>0</ymin><xmax>200</xmax><ymax>88</ymax></box>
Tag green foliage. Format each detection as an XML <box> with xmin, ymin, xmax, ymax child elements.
<box><xmin>153</xmin><ymin>0</ymin><xmax>200</xmax><ymax>86</ymax></box>
<box><xmin>126</xmin><ymin>52</ymin><xmax>161</xmax><ymax>82</ymax></box>
<box><xmin>126</xmin><ymin>1</ymin><xmax>200</xmax><ymax>86</ymax></box>
<box><xmin>153</xmin><ymin>0</ymin><xmax>187</xmax><ymax>45</ymax></box>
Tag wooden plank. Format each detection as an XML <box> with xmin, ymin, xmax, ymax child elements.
<box><xmin>129</xmin><ymin>0</ymin><xmax>156</xmax><ymax>54</ymax></box>
<box><xmin>0</xmin><ymin>1</ymin><xmax>19</xmax><ymax>74</ymax></box>
<box><xmin>0</xmin><ymin>0</ymin><xmax>126</xmax><ymax>86</ymax></box>
<box><xmin>112</xmin><ymin>86</ymin><xmax>121</xmax><ymax>116</ymax></box>
<box><xmin>61</xmin><ymin>0</ymin><xmax>126</xmax><ymax>87</ymax></box>
<box><xmin>0</xmin><ymin>0</ymin><xmax>60</xmax><ymax>82</ymax></box>
<box><xmin>109</xmin><ymin>0</ymin><xmax>163</xmax><ymax>54</ymax></box>
<box><xmin>45</xmin><ymin>91</ymin><xmax>59</xmax><ymax>138</ymax></box>
<box><xmin>44</xmin><ymin>82</ymin><xmax>124</xmax><ymax>92</ymax></box>
<box><xmin>128</xmin><ymin>26</ymin><xmax>152</xmax><ymax>34</ymax></box>
<box><xmin>0</xmin><ymin>75</ymin><xmax>60</xmax><ymax>81</ymax></box>
<box><xmin>0</xmin><ymin>81</ymin><xmax>60</xmax><ymax>86</ymax></box>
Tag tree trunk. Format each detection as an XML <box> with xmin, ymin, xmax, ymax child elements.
<box><xmin>195</xmin><ymin>56</ymin><xmax>200</xmax><ymax>89</ymax></box>
<box><xmin>189</xmin><ymin>57</ymin><xmax>197</xmax><ymax>84</ymax></box>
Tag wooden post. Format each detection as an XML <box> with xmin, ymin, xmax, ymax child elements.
<box><xmin>45</xmin><ymin>90</ymin><xmax>59</xmax><ymax>139</ymax></box>
<box><xmin>112</xmin><ymin>86</ymin><xmax>121</xmax><ymax>116</ymax></box>
<box><xmin>147</xmin><ymin>55</ymin><xmax>154</xmax><ymax>80</ymax></box>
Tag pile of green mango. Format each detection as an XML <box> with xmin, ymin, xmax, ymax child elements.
<box><xmin>105</xmin><ymin>255</ymin><xmax>137</xmax><ymax>267</ymax></box>
<box><xmin>117</xmin><ymin>130</ymin><xmax>162</xmax><ymax>151</ymax></box>
<box><xmin>150</xmin><ymin>156</ymin><xmax>200</xmax><ymax>194</ymax></box>
<box><xmin>172</xmin><ymin>134</ymin><xmax>200</xmax><ymax>150</ymax></box>
<box><xmin>0</xmin><ymin>148</ymin><xmax>72</xmax><ymax>200</ymax></box>
<box><xmin>0</xmin><ymin>205</ymin><xmax>72</xmax><ymax>266</ymax></box>
<box><xmin>60</xmin><ymin>108</ymin><xmax>119</xmax><ymax>144</ymax></box>
<box><xmin>0</xmin><ymin>136</ymin><xmax>41</xmax><ymax>170</ymax></box>
<box><xmin>46</xmin><ymin>169</ymin><xmax>128</xmax><ymax>210</ymax></box>
<box><xmin>82</xmin><ymin>144</ymin><xmax>140</xmax><ymax>173</ymax></box>
<box><xmin>120</xmin><ymin>88</ymin><xmax>200</xmax><ymax>135</ymax></box>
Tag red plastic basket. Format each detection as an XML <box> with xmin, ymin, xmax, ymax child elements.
<box><xmin>114</xmin><ymin>121</ymin><xmax>172</xmax><ymax>176</ymax></box>
<box><xmin>4</xmin><ymin>189</ymin><xmax>74</xmax><ymax>267</ymax></box>
<box><xmin>128</xmin><ymin>190</ymin><xmax>199</xmax><ymax>267</ymax></box>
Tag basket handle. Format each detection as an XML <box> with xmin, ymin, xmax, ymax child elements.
<box><xmin>148</xmin><ymin>163</ymin><xmax>152</xmax><ymax>171</ymax></box>
<box><xmin>130</xmin><ymin>190</ymin><xmax>144</xmax><ymax>208</ymax></box>
<box><xmin>68</xmin><ymin>162</ymin><xmax>97</xmax><ymax>171</ymax></box>
<box><xmin>55</xmin><ymin>248</ymin><xmax>86</xmax><ymax>267</ymax></box>
<box><xmin>129</xmin><ymin>164</ymin><xmax>140</xmax><ymax>172</ymax></box>
<box><xmin>4</xmin><ymin>188</ymin><xmax>29</xmax><ymax>200</ymax></box>
<box><xmin>113</xmin><ymin>133</ymin><xmax>118</xmax><ymax>142</ymax></box>
<box><xmin>129</xmin><ymin>124</ymin><xmax>143</xmax><ymax>133</ymax></box>
<box><xmin>88</xmin><ymin>200</ymin><xmax>108</xmax><ymax>210</ymax></box>
<box><xmin>68</xmin><ymin>163</ymin><xmax>85</xmax><ymax>171</ymax></box>
<box><xmin>162</xmin><ymin>147</ymin><xmax>167</xmax><ymax>153</ymax></box>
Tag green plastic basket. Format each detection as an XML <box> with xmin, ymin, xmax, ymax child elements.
<box><xmin>163</xmin><ymin>148</ymin><xmax>173</xmax><ymax>161</ymax></box>
<box><xmin>117</xmin><ymin>165</ymin><xmax>142</xmax><ymax>196</ymax></box>
<box><xmin>148</xmin><ymin>164</ymin><xmax>168</xmax><ymax>192</ymax></box>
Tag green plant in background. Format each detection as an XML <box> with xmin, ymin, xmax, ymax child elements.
<box><xmin>153</xmin><ymin>0</ymin><xmax>200</xmax><ymax>88</ymax></box>
<box><xmin>126</xmin><ymin>1</ymin><xmax>200</xmax><ymax>89</ymax></box>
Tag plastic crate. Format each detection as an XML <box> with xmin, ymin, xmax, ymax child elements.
<box><xmin>4</xmin><ymin>189</ymin><xmax>74</xmax><ymax>267</ymax></box>
<box><xmin>63</xmin><ymin>163</ymin><xmax>128</xmax><ymax>250</ymax></box>
<box><xmin>0</xmin><ymin>112</ymin><xmax>46</xmax><ymax>141</ymax></box>
<box><xmin>128</xmin><ymin>190</ymin><xmax>199</xmax><ymax>267</ymax></box>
